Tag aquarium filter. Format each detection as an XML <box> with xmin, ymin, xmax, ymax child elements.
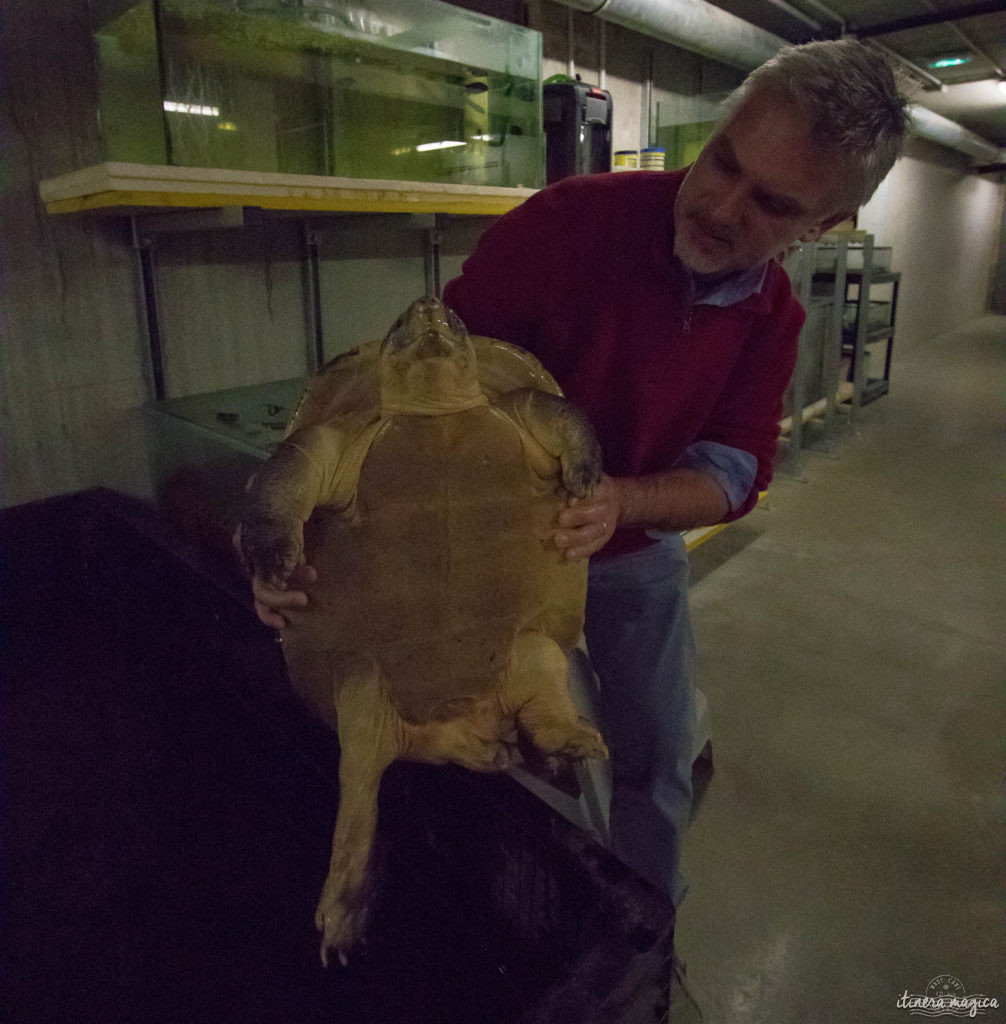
<box><xmin>543</xmin><ymin>81</ymin><xmax>613</xmax><ymax>185</ymax></box>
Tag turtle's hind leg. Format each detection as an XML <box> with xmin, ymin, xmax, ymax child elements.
<box><xmin>499</xmin><ymin>630</ymin><xmax>608</xmax><ymax>764</ymax></box>
<box><xmin>400</xmin><ymin>701</ymin><xmax>515</xmax><ymax>772</ymax></box>
<box><xmin>317</xmin><ymin>656</ymin><xmax>400</xmax><ymax>968</ymax></box>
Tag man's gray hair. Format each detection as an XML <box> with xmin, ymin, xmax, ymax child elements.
<box><xmin>730</xmin><ymin>39</ymin><xmax>910</xmax><ymax>209</ymax></box>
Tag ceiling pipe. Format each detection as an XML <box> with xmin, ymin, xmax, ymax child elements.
<box><xmin>852</xmin><ymin>0</ymin><xmax>1001</xmax><ymax>39</ymax></box>
<box><xmin>907</xmin><ymin>104</ymin><xmax>1003</xmax><ymax>164</ymax></box>
<box><xmin>551</xmin><ymin>0</ymin><xmax>1002</xmax><ymax>166</ymax></box>
<box><xmin>866</xmin><ymin>37</ymin><xmax>945</xmax><ymax>90</ymax></box>
<box><xmin>792</xmin><ymin>0</ymin><xmax>845</xmax><ymax>32</ymax></box>
<box><xmin>557</xmin><ymin>0</ymin><xmax>781</xmax><ymax>71</ymax></box>
<box><xmin>761</xmin><ymin>0</ymin><xmax>823</xmax><ymax>34</ymax></box>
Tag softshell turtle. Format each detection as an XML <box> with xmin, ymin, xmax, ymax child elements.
<box><xmin>240</xmin><ymin>296</ymin><xmax>608</xmax><ymax>966</ymax></box>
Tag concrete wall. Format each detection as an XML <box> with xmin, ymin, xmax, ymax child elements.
<box><xmin>1</xmin><ymin>0</ymin><xmax>1002</xmax><ymax>509</ymax></box>
<box><xmin>858</xmin><ymin>137</ymin><xmax>1004</xmax><ymax>349</ymax></box>
<box><xmin>0</xmin><ymin>1</ymin><xmax>152</xmax><ymax>507</ymax></box>
<box><xmin>991</xmin><ymin>193</ymin><xmax>1006</xmax><ymax>315</ymax></box>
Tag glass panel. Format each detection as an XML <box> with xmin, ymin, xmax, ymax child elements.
<box><xmin>89</xmin><ymin>0</ymin><xmax>544</xmax><ymax>187</ymax></box>
<box><xmin>92</xmin><ymin>1</ymin><xmax>168</xmax><ymax>164</ymax></box>
<box><xmin>650</xmin><ymin>49</ymin><xmax>741</xmax><ymax>171</ymax></box>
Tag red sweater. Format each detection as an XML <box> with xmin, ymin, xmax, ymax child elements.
<box><xmin>443</xmin><ymin>169</ymin><xmax>804</xmax><ymax>558</ymax></box>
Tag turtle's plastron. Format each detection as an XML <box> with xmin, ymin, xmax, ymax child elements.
<box><xmin>240</xmin><ymin>297</ymin><xmax>607</xmax><ymax>968</ymax></box>
<box><xmin>286</xmin><ymin>408</ymin><xmax>583</xmax><ymax>723</ymax></box>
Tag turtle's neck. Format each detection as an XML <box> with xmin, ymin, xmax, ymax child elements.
<box><xmin>380</xmin><ymin>379</ymin><xmax>488</xmax><ymax>416</ymax></box>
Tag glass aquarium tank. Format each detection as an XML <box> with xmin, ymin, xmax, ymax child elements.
<box><xmin>89</xmin><ymin>0</ymin><xmax>544</xmax><ymax>187</ymax></box>
<box><xmin>649</xmin><ymin>51</ymin><xmax>742</xmax><ymax>171</ymax></box>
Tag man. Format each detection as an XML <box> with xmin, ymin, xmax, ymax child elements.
<box><xmin>251</xmin><ymin>40</ymin><xmax>907</xmax><ymax>911</ymax></box>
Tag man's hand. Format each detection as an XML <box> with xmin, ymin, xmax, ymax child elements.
<box><xmin>555</xmin><ymin>473</ymin><xmax>622</xmax><ymax>561</ymax></box>
<box><xmin>233</xmin><ymin>521</ymin><xmax>317</xmax><ymax>629</ymax></box>
<box><xmin>252</xmin><ymin>563</ymin><xmax>317</xmax><ymax>629</ymax></box>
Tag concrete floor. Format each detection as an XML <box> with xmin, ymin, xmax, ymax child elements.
<box><xmin>676</xmin><ymin>314</ymin><xmax>1005</xmax><ymax>1024</ymax></box>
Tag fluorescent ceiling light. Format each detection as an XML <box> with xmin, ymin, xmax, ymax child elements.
<box><xmin>928</xmin><ymin>56</ymin><xmax>971</xmax><ymax>69</ymax></box>
<box><xmin>415</xmin><ymin>140</ymin><xmax>466</xmax><ymax>151</ymax></box>
<box><xmin>163</xmin><ymin>100</ymin><xmax>220</xmax><ymax>116</ymax></box>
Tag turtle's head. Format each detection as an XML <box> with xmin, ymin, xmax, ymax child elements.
<box><xmin>379</xmin><ymin>297</ymin><xmax>484</xmax><ymax>414</ymax></box>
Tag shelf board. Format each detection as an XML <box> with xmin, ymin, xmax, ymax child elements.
<box><xmin>815</xmin><ymin>269</ymin><xmax>900</xmax><ymax>283</ymax></box>
<box><xmin>866</xmin><ymin>326</ymin><xmax>895</xmax><ymax>342</ymax></box>
<box><xmin>842</xmin><ymin>270</ymin><xmax>900</xmax><ymax>284</ymax></box>
<box><xmin>861</xmin><ymin>379</ymin><xmax>890</xmax><ymax>403</ymax></box>
<box><xmin>842</xmin><ymin>326</ymin><xmax>895</xmax><ymax>349</ymax></box>
<box><xmin>39</xmin><ymin>162</ymin><xmax>538</xmax><ymax>217</ymax></box>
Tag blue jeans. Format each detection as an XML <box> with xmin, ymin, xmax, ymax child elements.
<box><xmin>584</xmin><ymin>533</ymin><xmax>695</xmax><ymax>906</ymax></box>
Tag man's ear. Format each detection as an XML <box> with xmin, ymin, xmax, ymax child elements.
<box><xmin>800</xmin><ymin>211</ymin><xmax>856</xmax><ymax>243</ymax></box>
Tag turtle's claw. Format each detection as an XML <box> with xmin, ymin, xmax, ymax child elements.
<box><xmin>561</xmin><ymin>454</ymin><xmax>602</xmax><ymax>500</ymax></box>
<box><xmin>240</xmin><ymin>515</ymin><xmax>303</xmax><ymax>587</ymax></box>
<box><xmin>316</xmin><ymin>888</ymin><xmax>369</xmax><ymax>969</ymax></box>
<box><xmin>563</xmin><ymin>719</ymin><xmax>609</xmax><ymax>761</ymax></box>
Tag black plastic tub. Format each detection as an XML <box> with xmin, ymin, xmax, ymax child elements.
<box><xmin>2</xmin><ymin>490</ymin><xmax>674</xmax><ymax>1024</ymax></box>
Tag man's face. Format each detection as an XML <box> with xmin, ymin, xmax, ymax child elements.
<box><xmin>673</xmin><ymin>87</ymin><xmax>852</xmax><ymax>277</ymax></box>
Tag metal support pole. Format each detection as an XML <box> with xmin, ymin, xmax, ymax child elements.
<box><xmin>303</xmin><ymin>223</ymin><xmax>325</xmax><ymax>372</ymax></box>
<box><xmin>423</xmin><ymin>223</ymin><xmax>443</xmax><ymax>299</ymax></box>
<box><xmin>883</xmin><ymin>276</ymin><xmax>899</xmax><ymax>388</ymax></box>
<box><xmin>130</xmin><ymin>216</ymin><xmax>166</xmax><ymax>402</ymax></box>
<box><xmin>849</xmin><ymin>234</ymin><xmax>874</xmax><ymax>425</ymax></box>
<box><xmin>783</xmin><ymin>242</ymin><xmax>815</xmax><ymax>477</ymax></box>
<box><xmin>642</xmin><ymin>51</ymin><xmax>654</xmax><ymax>150</ymax></box>
<box><xmin>821</xmin><ymin>237</ymin><xmax>848</xmax><ymax>441</ymax></box>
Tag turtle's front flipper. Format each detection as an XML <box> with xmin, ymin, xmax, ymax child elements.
<box><xmin>241</xmin><ymin>425</ymin><xmax>351</xmax><ymax>588</ymax></box>
<box><xmin>317</xmin><ymin>657</ymin><xmax>400</xmax><ymax>968</ymax></box>
<box><xmin>496</xmin><ymin>389</ymin><xmax>602</xmax><ymax>498</ymax></box>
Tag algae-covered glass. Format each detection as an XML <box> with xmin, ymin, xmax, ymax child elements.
<box><xmin>90</xmin><ymin>0</ymin><xmax>544</xmax><ymax>187</ymax></box>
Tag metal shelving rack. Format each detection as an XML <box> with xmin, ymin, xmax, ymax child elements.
<box><xmin>842</xmin><ymin>237</ymin><xmax>900</xmax><ymax>410</ymax></box>
<box><xmin>778</xmin><ymin>231</ymin><xmax>901</xmax><ymax>475</ymax></box>
<box><xmin>821</xmin><ymin>233</ymin><xmax>900</xmax><ymax>417</ymax></box>
<box><xmin>39</xmin><ymin>163</ymin><xmax>536</xmax><ymax>401</ymax></box>
<box><xmin>38</xmin><ymin>162</ymin><xmax>537</xmax><ymax>218</ymax></box>
<box><xmin>780</xmin><ymin>237</ymin><xmax>850</xmax><ymax>476</ymax></box>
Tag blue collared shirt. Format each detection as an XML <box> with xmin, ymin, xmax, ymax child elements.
<box><xmin>693</xmin><ymin>263</ymin><xmax>769</xmax><ymax>309</ymax></box>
